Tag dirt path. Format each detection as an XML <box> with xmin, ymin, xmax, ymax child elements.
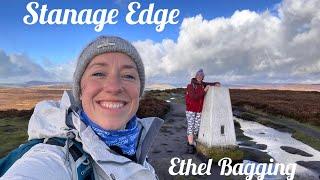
<box><xmin>148</xmin><ymin>103</ymin><xmax>226</xmax><ymax>180</ymax></box>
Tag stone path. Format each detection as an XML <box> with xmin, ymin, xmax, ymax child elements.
<box><xmin>148</xmin><ymin>103</ymin><xmax>226</xmax><ymax>180</ymax></box>
<box><xmin>148</xmin><ymin>102</ymin><xmax>320</xmax><ymax>180</ymax></box>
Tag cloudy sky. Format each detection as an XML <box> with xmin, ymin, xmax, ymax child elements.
<box><xmin>0</xmin><ymin>0</ymin><xmax>319</xmax><ymax>86</ymax></box>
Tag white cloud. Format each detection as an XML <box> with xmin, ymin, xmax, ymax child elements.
<box><xmin>134</xmin><ymin>0</ymin><xmax>320</xmax><ymax>84</ymax></box>
<box><xmin>42</xmin><ymin>59</ymin><xmax>76</xmax><ymax>82</ymax></box>
<box><xmin>1</xmin><ymin>0</ymin><xmax>319</xmax><ymax>85</ymax></box>
<box><xmin>0</xmin><ymin>50</ymin><xmax>54</xmax><ymax>83</ymax></box>
<box><xmin>0</xmin><ymin>50</ymin><xmax>75</xmax><ymax>84</ymax></box>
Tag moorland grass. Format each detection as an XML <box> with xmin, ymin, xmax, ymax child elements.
<box><xmin>0</xmin><ymin>117</ymin><xmax>29</xmax><ymax>157</ymax></box>
<box><xmin>292</xmin><ymin>131</ymin><xmax>320</xmax><ymax>151</ymax></box>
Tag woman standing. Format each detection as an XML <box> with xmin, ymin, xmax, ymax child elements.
<box><xmin>185</xmin><ymin>69</ymin><xmax>220</xmax><ymax>153</ymax></box>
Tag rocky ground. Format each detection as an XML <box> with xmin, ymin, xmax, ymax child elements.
<box><xmin>148</xmin><ymin>103</ymin><xmax>320</xmax><ymax>180</ymax></box>
<box><xmin>148</xmin><ymin>103</ymin><xmax>227</xmax><ymax>179</ymax></box>
<box><xmin>148</xmin><ymin>103</ymin><xmax>267</xmax><ymax>180</ymax></box>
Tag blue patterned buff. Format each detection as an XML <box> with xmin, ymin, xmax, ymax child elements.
<box><xmin>80</xmin><ymin>110</ymin><xmax>140</xmax><ymax>156</ymax></box>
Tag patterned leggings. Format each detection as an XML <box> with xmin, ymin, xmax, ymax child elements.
<box><xmin>186</xmin><ymin>111</ymin><xmax>201</xmax><ymax>136</ymax></box>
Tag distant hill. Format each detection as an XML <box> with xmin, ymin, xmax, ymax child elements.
<box><xmin>229</xmin><ymin>83</ymin><xmax>320</xmax><ymax>92</ymax></box>
<box><xmin>0</xmin><ymin>81</ymin><xmax>319</xmax><ymax>92</ymax></box>
<box><xmin>25</xmin><ymin>81</ymin><xmax>71</xmax><ymax>86</ymax></box>
<box><xmin>0</xmin><ymin>81</ymin><xmax>71</xmax><ymax>88</ymax></box>
<box><xmin>145</xmin><ymin>83</ymin><xmax>177</xmax><ymax>90</ymax></box>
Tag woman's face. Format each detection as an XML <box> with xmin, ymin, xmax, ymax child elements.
<box><xmin>196</xmin><ymin>74</ymin><xmax>204</xmax><ymax>82</ymax></box>
<box><xmin>80</xmin><ymin>52</ymin><xmax>140</xmax><ymax>130</ymax></box>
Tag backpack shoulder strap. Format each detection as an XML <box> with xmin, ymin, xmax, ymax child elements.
<box><xmin>0</xmin><ymin>139</ymin><xmax>44</xmax><ymax>176</ymax></box>
<box><xmin>64</xmin><ymin>107</ymin><xmax>94</xmax><ymax>179</ymax></box>
<box><xmin>47</xmin><ymin>137</ymin><xmax>94</xmax><ymax>180</ymax></box>
<box><xmin>0</xmin><ymin>137</ymin><xmax>94</xmax><ymax>180</ymax></box>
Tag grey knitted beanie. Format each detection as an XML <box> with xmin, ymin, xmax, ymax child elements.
<box><xmin>196</xmin><ymin>69</ymin><xmax>204</xmax><ymax>77</ymax></box>
<box><xmin>72</xmin><ymin>36</ymin><xmax>145</xmax><ymax>105</ymax></box>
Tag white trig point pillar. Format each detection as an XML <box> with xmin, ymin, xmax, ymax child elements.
<box><xmin>197</xmin><ymin>86</ymin><xmax>236</xmax><ymax>147</ymax></box>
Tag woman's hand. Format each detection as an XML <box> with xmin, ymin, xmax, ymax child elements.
<box><xmin>214</xmin><ymin>82</ymin><xmax>221</xmax><ymax>87</ymax></box>
<box><xmin>204</xmin><ymin>85</ymin><xmax>210</xmax><ymax>92</ymax></box>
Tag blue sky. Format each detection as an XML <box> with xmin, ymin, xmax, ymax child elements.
<box><xmin>0</xmin><ymin>0</ymin><xmax>279</xmax><ymax>64</ymax></box>
<box><xmin>1</xmin><ymin>0</ymin><xmax>319</xmax><ymax>86</ymax></box>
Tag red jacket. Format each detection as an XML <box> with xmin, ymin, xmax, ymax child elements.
<box><xmin>185</xmin><ymin>78</ymin><xmax>219</xmax><ymax>112</ymax></box>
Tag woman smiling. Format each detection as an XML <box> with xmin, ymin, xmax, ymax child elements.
<box><xmin>1</xmin><ymin>36</ymin><xmax>163</xmax><ymax>179</ymax></box>
<box><xmin>80</xmin><ymin>53</ymin><xmax>141</xmax><ymax>130</ymax></box>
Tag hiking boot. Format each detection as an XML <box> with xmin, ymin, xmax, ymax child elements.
<box><xmin>187</xmin><ymin>144</ymin><xmax>196</xmax><ymax>154</ymax></box>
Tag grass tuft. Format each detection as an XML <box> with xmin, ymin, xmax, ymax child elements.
<box><xmin>196</xmin><ymin>143</ymin><xmax>244</xmax><ymax>162</ymax></box>
<box><xmin>292</xmin><ymin>131</ymin><xmax>320</xmax><ymax>151</ymax></box>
